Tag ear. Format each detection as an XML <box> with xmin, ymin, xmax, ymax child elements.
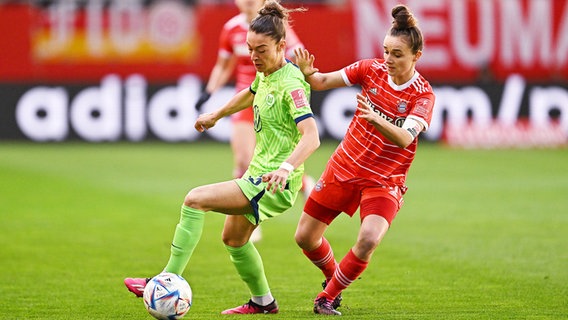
<box><xmin>414</xmin><ymin>50</ymin><xmax>422</xmax><ymax>62</ymax></box>
<box><xmin>279</xmin><ymin>39</ymin><xmax>287</xmax><ymax>52</ymax></box>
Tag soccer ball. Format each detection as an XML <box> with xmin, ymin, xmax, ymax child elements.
<box><xmin>143</xmin><ymin>272</ymin><xmax>192</xmax><ymax>320</ymax></box>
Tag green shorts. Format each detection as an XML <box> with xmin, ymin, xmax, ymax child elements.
<box><xmin>235</xmin><ymin>174</ymin><xmax>298</xmax><ymax>225</ymax></box>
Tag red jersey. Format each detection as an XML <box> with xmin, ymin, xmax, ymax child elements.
<box><xmin>329</xmin><ymin>59</ymin><xmax>435</xmax><ymax>189</ymax></box>
<box><xmin>218</xmin><ymin>13</ymin><xmax>304</xmax><ymax>91</ymax></box>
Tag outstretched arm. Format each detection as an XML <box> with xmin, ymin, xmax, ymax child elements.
<box><xmin>294</xmin><ymin>48</ymin><xmax>346</xmax><ymax>91</ymax></box>
<box><xmin>194</xmin><ymin>88</ymin><xmax>254</xmax><ymax>132</ymax></box>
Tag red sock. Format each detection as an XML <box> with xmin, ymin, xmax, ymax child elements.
<box><xmin>320</xmin><ymin>249</ymin><xmax>368</xmax><ymax>300</ymax></box>
<box><xmin>302</xmin><ymin>237</ymin><xmax>337</xmax><ymax>280</ymax></box>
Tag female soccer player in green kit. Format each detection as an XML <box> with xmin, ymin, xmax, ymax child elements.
<box><xmin>124</xmin><ymin>0</ymin><xmax>319</xmax><ymax>314</ymax></box>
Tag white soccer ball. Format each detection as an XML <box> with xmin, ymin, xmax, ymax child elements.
<box><xmin>143</xmin><ymin>272</ymin><xmax>192</xmax><ymax>320</ymax></box>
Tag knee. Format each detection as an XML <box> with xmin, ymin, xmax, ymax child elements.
<box><xmin>294</xmin><ymin>229</ymin><xmax>316</xmax><ymax>251</ymax></box>
<box><xmin>354</xmin><ymin>236</ymin><xmax>380</xmax><ymax>260</ymax></box>
<box><xmin>183</xmin><ymin>187</ymin><xmax>206</xmax><ymax>211</ymax></box>
<box><xmin>222</xmin><ymin>230</ymin><xmax>247</xmax><ymax>248</ymax></box>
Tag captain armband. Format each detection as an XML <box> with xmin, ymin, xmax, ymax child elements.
<box><xmin>402</xmin><ymin>118</ymin><xmax>422</xmax><ymax>140</ymax></box>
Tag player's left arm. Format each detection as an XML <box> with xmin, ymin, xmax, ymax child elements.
<box><xmin>284</xmin><ymin>116</ymin><xmax>320</xmax><ymax>169</ymax></box>
<box><xmin>356</xmin><ymin>93</ymin><xmax>427</xmax><ymax>148</ymax></box>
<box><xmin>263</xmin><ymin>116</ymin><xmax>320</xmax><ymax>193</ymax></box>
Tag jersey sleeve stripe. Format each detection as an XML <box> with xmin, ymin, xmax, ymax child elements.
<box><xmin>340</xmin><ymin>69</ymin><xmax>353</xmax><ymax>86</ymax></box>
<box><xmin>294</xmin><ymin>113</ymin><xmax>314</xmax><ymax>124</ymax></box>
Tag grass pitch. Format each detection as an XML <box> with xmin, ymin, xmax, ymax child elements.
<box><xmin>0</xmin><ymin>141</ymin><xmax>567</xmax><ymax>319</ymax></box>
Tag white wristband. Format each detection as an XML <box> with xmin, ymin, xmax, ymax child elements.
<box><xmin>279</xmin><ymin>162</ymin><xmax>294</xmax><ymax>173</ymax></box>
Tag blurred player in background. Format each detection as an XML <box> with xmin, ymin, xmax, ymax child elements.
<box><xmin>194</xmin><ymin>0</ymin><xmax>314</xmax><ymax>242</ymax></box>
<box><xmin>293</xmin><ymin>4</ymin><xmax>436</xmax><ymax>315</ymax></box>
<box><xmin>126</xmin><ymin>1</ymin><xmax>320</xmax><ymax>314</ymax></box>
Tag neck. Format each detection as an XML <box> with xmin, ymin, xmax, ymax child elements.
<box><xmin>392</xmin><ymin>70</ymin><xmax>415</xmax><ymax>85</ymax></box>
<box><xmin>264</xmin><ymin>58</ymin><xmax>287</xmax><ymax>76</ymax></box>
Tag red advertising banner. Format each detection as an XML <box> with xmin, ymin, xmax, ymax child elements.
<box><xmin>1</xmin><ymin>0</ymin><xmax>566</xmax><ymax>83</ymax></box>
<box><xmin>0</xmin><ymin>1</ymin><xmax>566</xmax><ymax>146</ymax></box>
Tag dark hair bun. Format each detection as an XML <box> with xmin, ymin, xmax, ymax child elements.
<box><xmin>259</xmin><ymin>1</ymin><xmax>286</xmax><ymax>20</ymax></box>
<box><xmin>391</xmin><ymin>4</ymin><xmax>418</xmax><ymax>30</ymax></box>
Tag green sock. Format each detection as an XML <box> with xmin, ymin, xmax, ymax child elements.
<box><xmin>225</xmin><ymin>241</ymin><xmax>270</xmax><ymax>296</ymax></box>
<box><xmin>164</xmin><ymin>205</ymin><xmax>205</xmax><ymax>275</ymax></box>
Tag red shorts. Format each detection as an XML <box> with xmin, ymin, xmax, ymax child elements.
<box><xmin>230</xmin><ymin>106</ymin><xmax>254</xmax><ymax>123</ymax></box>
<box><xmin>305</xmin><ymin>168</ymin><xmax>404</xmax><ymax>225</ymax></box>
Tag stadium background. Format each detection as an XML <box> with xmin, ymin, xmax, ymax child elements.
<box><xmin>0</xmin><ymin>0</ymin><xmax>566</xmax><ymax>148</ymax></box>
<box><xmin>1</xmin><ymin>1</ymin><xmax>567</xmax><ymax>319</ymax></box>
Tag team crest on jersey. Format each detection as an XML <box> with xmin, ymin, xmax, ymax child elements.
<box><xmin>314</xmin><ymin>180</ymin><xmax>325</xmax><ymax>192</ymax></box>
<box><xmin>265</xmin><ymin>93</ymin><xmax>275</xmax><ymax>106</ymax></box>
<box><xmin>397</xmin><ymin>100</ymin><xmax>408</xmax><ymax>113</ymax></box>
<box><xmin>369</xmin><ymin>88</ymin><xmax>378</xmax><ymax>95</ymax></box>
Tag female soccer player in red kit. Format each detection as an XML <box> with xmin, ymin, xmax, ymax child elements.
<box><xmin>293</xmin><ymin>4</ymin><xmax>436</xmax><ymax>315</ymax></box>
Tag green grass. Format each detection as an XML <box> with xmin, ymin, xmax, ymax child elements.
<box><xmin>0</xmin><ymin>141</ymin><xmax>567</xmax><ymax>319</ymax></box>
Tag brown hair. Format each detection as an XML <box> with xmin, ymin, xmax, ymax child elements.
<box><xmin>250</xmin><ymin>0</ymin><xmax>304</xmax><ymax>43</ymax></box>
<box><xmin>389</xmin><ymin>5</ymin><xmax>423</xmax><ymax>54</ymax></box>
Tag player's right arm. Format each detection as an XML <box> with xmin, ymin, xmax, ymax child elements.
<box><xmin>195</xmin><ymin>87</ymin><xmax>254</xmax><ymax>132</ymax></box>
<box><xmin>294</xmin><ymin>48</ymin><xmax>346</xmax><ymax>91</ymax></box>
<box><xmin>205</xmin><ymin>55</ymin><xmax>237</xmax><ymax>95</ymax></box>
<box><xmin>195</xmin><ymin>55</ymin><xmax>237</xmax><ymax>111</ymax></box>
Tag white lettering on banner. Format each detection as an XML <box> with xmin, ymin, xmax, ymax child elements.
<box><xmin>498</xmin><ymin>74</ymin><xmax>525</xmax><ymax>126</ymax></box>
<box><xmin>353</xmin><ymin>0</ymin><xmax>390</xmax><ymax>59</ymax></box>
<box><xmin>13</xmin><ymin>74</ymin><xmax>568</xmax><ymax>146</ymax></box>
<box><xmin>199</xmin><ymin>87</ymin><xmax>235</xmax><ymax>142</ymax></box>
<box><xmin>451</xmin><ymin>0</ymin><xmax>494</xmax><ymax>68</ymax></box>
<box><xmin>125</xmin><ymin>74</ymin><xmax>147</xmax><ymax>141</ymax></box>
<box><xmin>353</xmin><ymin>0</ymin><xmax>568</xmax><ymax>70</ymax></box>
<box><xmin>147</xmin><ymin>75</ymin><xmax>200</xmax><ymax>141</ymax></box>
<box><xmin>320</xmin><ymin>87</ymin><xmax>359</xmax><ymax>139</ymax></box>
<box><xmin>16</xmin><ymin>87</ymin><xmax>69</xmax><ymax>141</ymax></box>
<box><xmin>424</xmin><ymin>86</ymin><xmax>493</xmax><ymax>141</ymax></box>
<box><xmin>41</xmin><ymin>0</ymin><xmax>192</xmax><ymax>57</ymax></box>
<box><xmin>46</xmin><ymin>1</ymin><xmax>77</xmax><ymax>53</ymax></box>
<box><xmin>558</xmin><ymin>4</ymin><xmax>568</xmax><ymax>65</ymax></box>
<box><xmin>108</xmin><ymin>1</ymin><xmax>144</xmax><ymax>54</ymax></box>
<box><xmin>530</xmin><ymin>86</ymin><xmax>568</xmax><ymax>134</ymax></box>
<box><xmin>407</xmin><ymin>0</ymin><xmax>449</xmax><ymax>68</ymax></box>
<box><xmin>70</xmin><ymin>75</ymin><xmax>122</xmax><ymax>141</ymax></box>
<box><xmin>500</xmin><ymin>0</ymin><xmax>553</xmax><ymax>67</ymax></box>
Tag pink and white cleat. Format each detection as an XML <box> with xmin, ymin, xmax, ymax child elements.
<box><xmin>221</xmin><ymin>299</ymin><xmax>279</xmax><ymax>314</ymax></box>
<box><xmin>124</xmin><ymin>277</ymin><xmax>150</xmax><ymax>297</ymax></box>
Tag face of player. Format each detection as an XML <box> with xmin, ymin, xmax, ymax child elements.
<box><xmin>235</xmin><ymin>0</ymin><xmax>264</xmax><ymax>20</ymax></box>
<box><xmin>383</xmin><ymin>34</ymin><xmax>422</xmax><ymax>85</ymax></box>
<box><xmin>247</xmin><ymin>31</ymin><xmax>286</xmax><ymax>75</ymax></box>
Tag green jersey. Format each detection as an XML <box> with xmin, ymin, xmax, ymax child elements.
<box><xmin>246</xmin><ymin>61</ymin><xmax>313</xmax><ymax>194</ymax></box>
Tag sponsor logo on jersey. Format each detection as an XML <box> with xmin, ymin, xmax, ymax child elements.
<box><xmin>365</xmin><ymin>96</ymin><xmax>405</xmax><ymax>128</ymax></box>
<box><xmin>369</xmin><ymin>88</ymin><xmax>377</xmax><ymax>95</ymax></box>
<box><xmin>290</xmin><ymin>88</ymin><xmax>308</xmax><ymax>108</ymax></box>
<box><xmin>414</xmin><ymin>98</ymin><xmax>431</xmax><ymax>118</ymax></box>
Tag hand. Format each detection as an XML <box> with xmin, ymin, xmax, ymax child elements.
<box><xmin>195</xmin><ymin>92</ymin><xmax>211</xmax><ymax>112</ymax></box>
<box><xmin>294</xmin><ymin>48</ymin><xmax>319</xmax><ymax>77</ymax></box>
<box><xmin>356</xmin><ymin>93</ymin><xmax>379</xmax><ymax>124</ymax></box>
<box><xmin>194</xmin><ymin>112</ymin><xmax>217</xmax><ymax>132</ymax></box>
<box><xmin>262</xmin><ymin>169</ymin><xmax>290</xmax><ymax>194</ymax></box>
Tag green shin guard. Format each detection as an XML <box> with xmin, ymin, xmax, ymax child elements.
<box><xmin>225</xmin><ymin>241</ymin><xmax>270</xmax><ymax>296</ymax></box>
<box><xmin>164</xmin><ymin>205</ymin><xmax>206</xmax><ymax>275</ymax></box>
